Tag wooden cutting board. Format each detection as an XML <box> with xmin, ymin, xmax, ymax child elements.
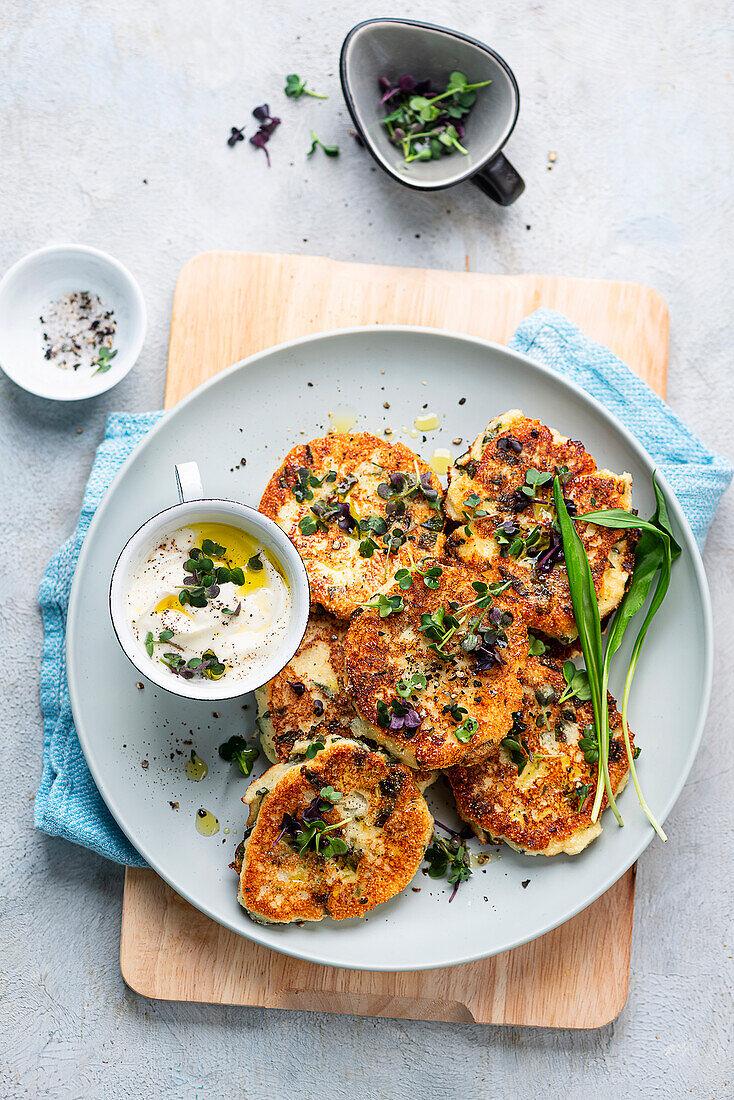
<box><xmin>120</xmin><ymin>252</ymin><xmax>669</xmax><ymax>1028</ymax></box>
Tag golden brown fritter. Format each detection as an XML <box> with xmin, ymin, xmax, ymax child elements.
<box><xmin>342</xmin><ymin>561</ymin><xmax>528</xmax><ymax>771</ymax></box>
<box><xmin>255</xmin><ymin>613</ymin><xmax>355</xmax><ymax>763</ymax></box>
<box><xmin>446</xmin><ymin>656</ymin><xmax>633</xmax><ymax>856</ymax></box>
<box><xmin>237</xmin><ymin>736</ymin><xmax>434</xmax><ymax>923</ymax></box>
<box><xmin>445</xmin><ymin>410</ymin><xmax>635</xmax><ymax>644</ymax></box>
<box><xmin>259</xmin><ymin>433</ymin><xmax>445</xmax><ymax>618</ymax></box>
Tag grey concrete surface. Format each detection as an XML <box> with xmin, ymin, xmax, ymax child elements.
<box><xmin>1</xmin><ymin>1</ymin><xmax>732</xmax><ymax>1097</ymax></box>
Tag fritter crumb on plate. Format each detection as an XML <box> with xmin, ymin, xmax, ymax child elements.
<box><xmin>447</xmin><ymin>655</ymin><xmax>633</xmax><ymax>856</ymax></box>
<box><xmin>259</xmin><ymin>432</ymin><xmax>445</xmax><ymax>618</ymax></box>
<box><xmin>445</xmin><ymin>410</ymin><xmax>635</xmax><ymax>644</ymax></box>
<box><xmin>236</xmin><ymin>736</ymin><xmax>434</xmax><ymax>923</ymax></box>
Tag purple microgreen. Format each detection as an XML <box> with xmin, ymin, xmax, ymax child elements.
<box><xmin>227</xmin><ymin>125</ymin><xmax>245</xmax><ymax>147</ymax></box>
<box><xmin>272</xmin><ymin>787</ymin><xmax>348</xmax><ymax>860</ymax></box>
<box><xmin>250</xmin><ymin>105</ymin><xmax>281</xmax><ymax>166</ymax></box>
<box><xmin>535</xmin><ymin>530</ymin><xmax>564</xmax><ymax>574</ymax></box>
<box><xmin>160</xmin><ymin>648</ymin><xmax>225</xmax><ymax>680</ymax></box>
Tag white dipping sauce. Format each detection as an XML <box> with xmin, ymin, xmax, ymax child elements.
<box><xmin>125</xmin><ymin>523</ymin><xmax>291</xmax><ymax>684</ymax></box>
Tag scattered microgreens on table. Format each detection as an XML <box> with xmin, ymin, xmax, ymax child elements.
<box><xmin>249</xmin><ymin>104</ymin><xmax>281</xmax><ymax>166</ymax></box>
<box><xmin>553</xmin><ymin>472</ymin><xmax>680</xmax><ymax>839</ymax></box>
<box><xmin>307</xmin><ymin>131</ymin><xmax>339</xmax><ymax>158</ymax></box>
<box><xmin>285</xmin><ymin>74</ymin><xmax>327</xmax><ymax>99</ymax></box>
<box><xmin>378</xmin><ymin>71</ymin><xmax>492</xmax><ymax>165</ymax></box>
<box><xmin>219</xmin><ymin>735</ymin><xmax>260</xmax><ymax>777</ymax></box>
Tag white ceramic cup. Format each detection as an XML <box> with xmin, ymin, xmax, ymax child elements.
<box><xmin>109</xmin><ymin>462</ymin><xmax>310</xmax><ymax>699</ymax></box>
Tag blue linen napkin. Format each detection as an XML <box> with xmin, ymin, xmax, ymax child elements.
<box><xmin>36</xmin><ymin>412</ymin><xmax>162</xmax><ymax>866</ymax></box>
<box><xmin>35</xmin><ymin>310</ymin><xmax>732</xmax><ymax>865</ymax></box>
<box><xmin>509</xmin><ymin>309</ymin><xmax>732</xmax><ymax>548</ymax></box>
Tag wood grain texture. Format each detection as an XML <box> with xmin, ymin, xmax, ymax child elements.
<box><xmin>122</xmin><ymin>251</ymin><xmax>669</xmax><ymax>1028</ymax></box>
<box><xmin>122</xmin><ymin>864</ymin><xmax>636</xmax><ymax>1027</ymax></box>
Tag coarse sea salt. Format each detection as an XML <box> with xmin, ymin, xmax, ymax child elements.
<box><xmin>40</xmin><ymin>290</ymin><xmax>116</xmax><ymax>371</ymax></box>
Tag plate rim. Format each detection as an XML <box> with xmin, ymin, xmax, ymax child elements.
<box><xmin>66</xmin><ymin>324</ymin><xmax>713</xmax><ymax>971</ymax></box>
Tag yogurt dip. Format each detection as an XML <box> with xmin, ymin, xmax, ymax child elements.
<box><xmin>126</xmin><ymin>522</ymin><xmax>291</xmax><ymax>684</ymax></box>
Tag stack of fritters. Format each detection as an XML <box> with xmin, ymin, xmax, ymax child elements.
<box><xmin>237</xmin><ymin>418</ymin><xmax>638</xmax><ymax>923</ymax></box>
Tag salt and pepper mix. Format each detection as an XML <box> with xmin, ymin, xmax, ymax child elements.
<box><xmin>40</xmin><ymin>290</ymin><xmax>116</xmax><ymax>373</ymax></box>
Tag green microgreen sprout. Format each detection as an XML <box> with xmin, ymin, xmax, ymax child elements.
<box><xmin>307</xmin><ymin>130</ymin><xmax>339</xmax><ymax>157</ymax></box>
<box><xmin>292</xmin><ymin>466</ymin><xmax>337</xmax><ymax>503</ymax></box>
<box><xmin>557</xmin><ymin>660</ymin><xmax>592</xmax><ymax>705</ymax></box>
<box><xmin>423</xmin><ymin>822</ymin><xmax>473</xmax><ymax>901</ymax></box>
<box><xmin>460</xmin><ymin>492</ymin><xmax>489</xmax><ymax>537</ymax></box>
<box><xmin>419</xmin><ymin>605</ymin><xmax>461</xmax><ymax>661</ymax></box>
<box><xmin>247</xmin><ymin>553</ymin><xmax>263</xmax><ymax>571</ymax></box>
<box><xmin>395</xmin><ymin>671</ymin><xmax>427</xmax><ymax>698</ymax></box>
<box><xmin>160</xmin><ymin>649</ymin><xmax>226</xmax><ymax>680</ymax></box>
<box><xmin>92</xmin><ymin>346</ymin><xmax>117</xmax><ymax>375</ymax></box>
<box><xmin>393</xmin><ymin>561</ymin><xmax>443</xmax><ymax>591</ymax></box>
<box><xmin>279</xmin><ymin>786</ymin><xmax>352</xmax><ymax>860</ymax></box>
<box><xmin>527</xmin><ymin>632</ymin><xmax>548</xmax><ymax>656</ymax></box>
<box><xmin>575</xmin><ymin>782</ymin><xmax>591</xmax><ymax>811</ymax></box>
<box><xmin>455</xmin><ymin>715</ymin><xmax>479</xmax><ymax>743</ymax></box>
<box><xmin>501</xmin><ymin>712</ymin><xmax>531</xmax><ymax>773</ymax></box>
<box><xmin>285</xmin><ymin>73</ymin><xmax>327</xmax><ymax>99</ymax></box>
<box><xmin>219</xmin><ymin>735</ymin><xmax>260</xmax><ymax>776</ymax></box>
<box><xmin>359</xmin><ymin>537</ymin><xmax>378</xmax><ymax>557</ymax></box>
<box><xmin>442</xmin><ymin>699</ymin><xmax>481</xmax><ymax>743</ymax></box>
<box><xmin>362</xmin><ymin>592</ymin><xmax>405</xmax><ymax>618</ymax></box>
<box><xmin>145</xmin><ymin>628</ymin><xmax>175</xmax><ymax>657</ymax></box>
<box><xmin>521</xmin><ymin>467</ymin><xmax>553</xmax><ymax>500</ymax></box>
<box><xmin>177</xmin><ymin>540</ymin><xmax>246</xmax><ymax>610</ymax></box>
<box><xmin>578</xmin><ymin>722</ymin><xmax>599</xmax><ymax>765</ymax></box>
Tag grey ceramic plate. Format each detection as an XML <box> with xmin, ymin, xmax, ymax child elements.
<box><xmin>66</xmin><ymin>327</ymin><xmax>712</xmax><ymax>972</ymax></box>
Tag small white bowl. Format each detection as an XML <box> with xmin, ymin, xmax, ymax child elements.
<box><xmin>0</xmin><ymin>244</ymin><xmax>146</xmax><ymax>401</ymax></box>
<box><xmin>109</xmin><ymin>462</ymin><xmax>310</xmax><ymax>701</ymax></box>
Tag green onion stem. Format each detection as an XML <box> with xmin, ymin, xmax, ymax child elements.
<box><xmin>620</xmin><ymin>659</ymin><xmax>667</xmax><ymax>841</ymax></box>
<box><xmin>426</xmin><ymin>79</ymin><xmax>493</xmax><ymax>106</ymax></box>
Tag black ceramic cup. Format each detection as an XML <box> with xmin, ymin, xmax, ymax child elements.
<box><xmin>340</xmin><ymin>18</ymin><xmax>524</xmax><ymax>206</ymax></box>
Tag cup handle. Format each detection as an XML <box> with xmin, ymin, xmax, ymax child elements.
<box><xmin>175</xmin><ymin>462</ymin><xmax>203</xmax><ymax>503</ymax></box>
<box><xmin>472</xmin><ymin>152</ymin><xmax>525</xmax><ymax>206</ymax></box>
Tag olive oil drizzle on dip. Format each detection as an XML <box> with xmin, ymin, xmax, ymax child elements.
<box><xmin>126</xmin><ymin>522</ymin><xmax>291</xmax><ymax>684</ymax></box>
